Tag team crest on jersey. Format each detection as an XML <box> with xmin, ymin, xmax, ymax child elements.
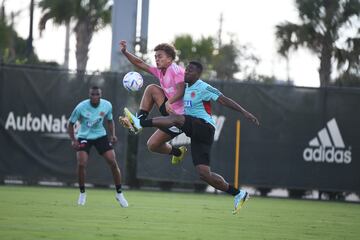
<box><xmin>99</xmin><ymin>111</ymin><xmax>105</xmax><ymax>117</ymax></box>
<box><xmin>191</xmin><ymin>91</ymin><xmax>196</xmax><ymax>98</ymax></box>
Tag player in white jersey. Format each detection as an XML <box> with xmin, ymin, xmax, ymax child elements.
<box><xmin>121</xmin><ymin>62</ymin><xmax>259</xmax><ymax>214</ymax></box>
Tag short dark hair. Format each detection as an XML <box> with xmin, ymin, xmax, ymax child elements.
<box><xmin>189</xmin><ymin>61</ymin><xmax>203</xmax><ymax>73</ymax></box>
<box><xmin>154</xmin><ymin>43</ymin><xmax>176</xmax><ymax>60</ymax></box>
<box><xmin>90</xmin><ymin>86</ymin><xmax>100</xmax><ymax>90</ymax></box>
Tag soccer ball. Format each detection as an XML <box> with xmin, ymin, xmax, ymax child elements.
<box><xmin>122</xmin><ymin>71</ymin><xmax>143</xmax><ymax>92</ymax></box>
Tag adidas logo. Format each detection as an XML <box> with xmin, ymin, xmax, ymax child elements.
<box><xmin>303</xmin><ymin>118</ymin><xmax>351</xmax><ymax>164</ymax></box>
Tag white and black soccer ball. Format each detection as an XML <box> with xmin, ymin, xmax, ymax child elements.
<box><xmin>122</xmin><ymin>71</ymin><xmax>143</xmax><ymax>92</ymax></box>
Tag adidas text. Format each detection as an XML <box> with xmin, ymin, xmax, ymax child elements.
<box><xmin>303</xmin><ymin>118</ymin><xmax>352</xmax><ymax>164</ymax></box>
<box><xmin>303</xmin><ymin>146</ymin><xmax>351</xmax><ymax>164</ymax></box>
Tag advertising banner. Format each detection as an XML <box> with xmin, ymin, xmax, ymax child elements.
<box><xmin>136</xmin><ymin>82</ymin><xmax>360</xmax><ymax>192</ymax></box>
<box><xmin>0</xmin><ymin>66</ymin><xmax>128</xmax><ymax>185</ymax></box>
<box><xmin>1</xmin><ymin>65</ymin><xmax>359</xmax><ymax>191</ymax></box>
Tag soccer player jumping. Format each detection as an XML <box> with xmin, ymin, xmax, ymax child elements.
<box><xmin>119</xmin><ymin>40</ymin><xmax>187</xmax><ymax>164</ymax></box>
<box><xmin>120</xmin><ymin>61</ymin><xmax>259</xmax><ymax>214</ymax></box>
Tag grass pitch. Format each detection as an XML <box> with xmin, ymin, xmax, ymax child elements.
<box><xmin>0</xmin><ymin>186</ymin><xmax>359</xmax><ymax>240</ymax></box>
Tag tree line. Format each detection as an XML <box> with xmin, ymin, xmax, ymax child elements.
<box><xmin>1</xmin><ymin>0</ymin><xmax>359</xmax><ymax>87</ymax></box>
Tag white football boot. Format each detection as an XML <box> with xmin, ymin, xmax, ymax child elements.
<box><xmin>116</xmin><ymin>192</ymin><xmax>129</xmax><ymax>208</ymax></box>
<box><xmin>77</xmin><ymin>192</ymin><xmax>86</xmax><ymax>206</ymax></box>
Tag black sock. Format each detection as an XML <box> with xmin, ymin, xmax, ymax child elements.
<box><xmin>140</xmin><ymin>119</ymin><xmax>153</xmax><ymax>127</ymax></box>
<box><xmin>226</xmin><ymin>185</ymin><xmax>240</xmax><ymax>196</ymax></box>
<box><xmin>115</xmin><ymin>184</ymin><xmax>122</xmax><ymax>193</ymax></box>
<box><xmin>79</xmin><ymin>185</ymin><xmax>85</xmax><ymax>193</ymax></box>
<box><xmin>137</xmin><ymin>109</ymin><xmax>149</xmax><ymax>120</ymax></box>
<box><xmin>170</xmin><ymin>146</ymin><xmax>181</xmax><ymax>156</ymax></box>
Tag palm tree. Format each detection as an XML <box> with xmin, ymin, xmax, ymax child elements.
<box><xmin>38</xmin><ymin>0</ymin><xmax>111</xmax><ymax>71</ymax></box>
<box><xmin>275</xmin><ymin>0</ymin><xmax>360</xmax><ymax>86</ymax></box>
<box><xmin>38</xmin><ymin>0</ymin><xmax>73</xmax><ymax>68</ymax></box>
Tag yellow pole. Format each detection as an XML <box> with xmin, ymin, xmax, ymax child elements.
<box><xmin>234</xmin><ymin>120</ymin><xmax>240</xmax><ymax>189</ymax></box>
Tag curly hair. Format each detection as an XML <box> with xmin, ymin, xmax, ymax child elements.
<box><xmin>154</xmin><ymin>43</ymin><xmax>176</xmax><ymax>60</ymax></box>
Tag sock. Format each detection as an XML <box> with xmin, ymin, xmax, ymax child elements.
<box><xmin>226</xmin><ymin>185</ymin><xmax>240</xmax><ymax>196</ymax></box>
<box><xmin>140</xmin><ymin>119</ymin><xmax>153</xmax><ymax>127</ymax></box>
<box><xmin>137</xmin><ymin>109</ymin><xmax>149</xmax><ymax>120</ymax></box>
<box><xmin>170</xmin><ymin>146</ymin><xmax>181</xmax><ymax>156</ymax></box>
<box><xmin>79</xmin><ymin>185</ymin><xmax>85</xmax><ymax>193</ymax></box>
<box><xmin>115</xmin><ymin>184</ymin><xmax>122</xmax><ymax>193</ymax></box>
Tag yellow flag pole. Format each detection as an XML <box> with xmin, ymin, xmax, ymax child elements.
<box><xmin>234</xmin><ymin>120</ymin><xmax>240</xmax><ymax>189</ymax></box>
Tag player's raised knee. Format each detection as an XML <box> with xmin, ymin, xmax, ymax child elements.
<box><xmin>144</xmin><ymin>84</ymin><xmax>161</xmax><ymax>93</ymax></box>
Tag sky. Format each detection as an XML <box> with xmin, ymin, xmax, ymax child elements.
<box><xmin>4</xmin><ymin>0</ymin><xmax>320</xmax><ymax>87</ymax></box>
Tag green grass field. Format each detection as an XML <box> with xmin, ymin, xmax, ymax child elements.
<box><xmin>0</xmin><ymin>186</ymin><xmax>359</xmax><ymax>240</ymax></box>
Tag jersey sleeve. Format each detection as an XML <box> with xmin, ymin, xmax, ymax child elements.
<box><xmin>148</xmin><ymin>66</ymin><xmax>161</xmax><ymax>79</ymax></box>
<box><xmin>202</xmin><ymin>84</ymin><xmax>222</xmax><ymax>101</ymax></box>
<box><xmin>69</xmin><ymin>104</ymin><xmax>81</xmax><ymax>124</ymax></box>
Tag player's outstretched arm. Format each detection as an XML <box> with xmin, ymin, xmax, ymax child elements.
<box><xmin>217</xmin><ymin>95</ymin><xmax>260</xmax><ymax>126</ymax></box>
<box><xmin>119</xmin><ymin>40</ymin><xmax>152</xmax><ymax>74</ymax></box>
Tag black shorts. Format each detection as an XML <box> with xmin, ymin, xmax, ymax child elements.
<box><xmin>159</xmin><ymin>97</ymin><xmax>169</xmax><ymax>116</ymax></box>
<box><xmin>77</xmin><ymin>135</ymin><xmax>113</xmax><ymax>155</ymax></box>
<box><xmin>159</xmin><ymin>97</ymin><xmax>183</xmax><ymax>138</ymax></box>
<box><xmin>180</xmin><ymin>115</ymin><xmax>215</xmax><ymax>166</ymax></box>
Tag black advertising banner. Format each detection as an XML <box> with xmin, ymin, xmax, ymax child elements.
<box><xmin>1</xmin><ymin>65</ymin><xmax>359</xmax><ymax>192</ymax></box>
<box><xmin>136</xmin><ymin>81</ymin><xmax>360</xmax><ymax>192</ymax></box>
<box><xmin>223</xmin><ymin>83</ymin><xmax>360</xmax><ymax>192</ymax></box>
<box><xmin>0</xmin><ymin>66</ymin><xmax>128</xmax><ymax>185</ymax></box>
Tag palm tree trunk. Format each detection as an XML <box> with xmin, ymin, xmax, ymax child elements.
<box><xmin>319</xmin><ymin>34</ymin><xmax>332</xmax><ymax>87</ymax></box>
<box><xmin>74</xmin><ymin>21</ymin><xmax>93</xmax><ymax>72</ymax></box>
<box><xmin>63</xmin><ymin>21</ymin><xmax>70</xmax><ymax>69</ymax></box>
